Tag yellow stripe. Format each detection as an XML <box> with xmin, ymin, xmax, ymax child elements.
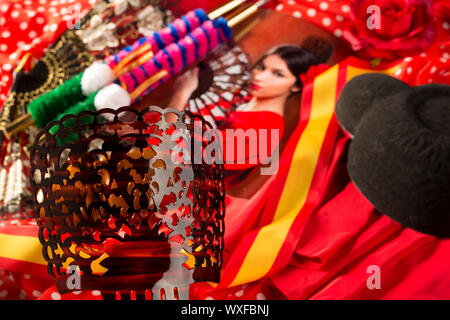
<box><xmin>129</xmin><ymin>69</ymin><xmax>169</xmax><ymax>100</ymax></box>
<box><xmin>113</xmin><ymin>43</ymin><xmax>152</xmax><ymax>76</ymax></box>
<box><xmin>230</xmin><ymin>65</ymin><xmax>340</xmax><ymax>287</ymax></box>
<box><xmin>117</xmin><ymin>51</ymin><xmax>154</xmax><ymax>77</ymax></box>
<box><xmin>346</xmin><ymin>64</ymin><xmax>400</xmax><ymax>81</ymax></box>
<box><xmin>0</xmin><ymin>233</ymin><xmax>46</xmax><ymax>265</ymax></box>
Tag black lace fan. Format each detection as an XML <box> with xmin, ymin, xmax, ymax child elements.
<box><xmin>186</xmin><ymin>43</ymin><xmax>251</xmax><ymax>128</ymax></box>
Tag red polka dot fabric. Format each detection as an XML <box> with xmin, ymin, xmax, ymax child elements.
<box><xmin>0</xmin><ymin>0</ymin><xmax>95</xmax><ymax>109</ymax></box>
<box><xmin>275</xmin><ymin>0</ymin><xmax>353</xmax><ymax>39</ymax></box>
<box><xmin>276</xmin><ymin>0</ymin><xmax>449</xmax><ymax>85</ymax></box>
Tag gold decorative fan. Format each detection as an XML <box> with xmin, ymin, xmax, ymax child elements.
<box><xmin>186</xmin><ymin>42</ymin><xmax>251</xmax><ymax>128</ymax></box>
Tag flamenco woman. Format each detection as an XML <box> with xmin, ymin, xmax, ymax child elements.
<box><xmin>170</xmin><ymin>45</ymin><xmax>320</xmax><ymax>172</ymax></box>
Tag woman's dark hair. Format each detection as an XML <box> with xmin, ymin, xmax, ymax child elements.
<box><xmin>252</xmin><ymin>45</ymin><xmax>319</xmax><ymax>95</ymax></box>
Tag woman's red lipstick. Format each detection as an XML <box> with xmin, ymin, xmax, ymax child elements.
<box><xmin>250</xmin><ymin>83</ymin><xmax>261</xmax><ymax>90</ymax></box>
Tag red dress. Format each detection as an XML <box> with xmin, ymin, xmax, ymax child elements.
<box><xmin>217</xmin><ymin>110</ymin><xmax>285</xmax><ymax>171</ymax></box>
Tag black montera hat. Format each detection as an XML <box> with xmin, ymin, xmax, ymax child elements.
<box><xmin>336</xmin><ymin>74</ymin><xmax>450</xmax><ymax>237</ymax></box>
<box><xmin>335</xmin><ymin>73</ymin><xmax>411</xmax><ymax>137</ymax></box>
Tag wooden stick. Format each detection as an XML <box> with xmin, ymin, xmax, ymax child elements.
<box><xmin>208</xmin><ymin>0</ymin><xmax>248</xmax><ymax>20</ymax></box>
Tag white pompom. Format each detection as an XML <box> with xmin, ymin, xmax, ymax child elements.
<box><xmin>94</xmin><ymin>83</ymin><xmax>131</xmax><ymax>113</ymax></box>
<box><xmin>81</xmin><ymin>62</ymin><xmax>116</xmax><ymax>96</ymax></box>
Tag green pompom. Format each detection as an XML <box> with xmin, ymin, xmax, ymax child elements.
<box><xmin>28</xmin><ymin>73</ymin><xmax>85</xmax><ymax>128</ymax></box>
<box><xmin>49</xmin><ymin>91</ymin><xmax>98</xmax><ymax>145</ymax></box>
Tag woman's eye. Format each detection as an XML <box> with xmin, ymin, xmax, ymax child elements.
<box><xmin>273</xmin><ymin>71</ymin><xmax>283</xmax><ymax>77</ymax></box>
<box><xmin>255</xmin><ymin>63</ymin><xmax>264</xmax><ymax>70</ymax></box>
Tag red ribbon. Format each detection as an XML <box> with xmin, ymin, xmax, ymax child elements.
<box><xmin>300</xmin><ymin>63</ymin><xmax>331</xmax><ymax>85</ymax></box>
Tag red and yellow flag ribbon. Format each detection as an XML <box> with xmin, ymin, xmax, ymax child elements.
<box><xmin>218</xmin><ymin>57</ymin><xmax>404</xmax><ymax>288</ymax></box>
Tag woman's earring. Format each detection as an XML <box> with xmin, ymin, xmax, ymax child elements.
<box><xmin>291</xmin><ymin>86</ymin><xmax>301</xmax><ymax>94</ymax></box>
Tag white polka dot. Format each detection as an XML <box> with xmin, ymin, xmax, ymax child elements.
<box><xmin>275</xmin><ymin>4</ymin><xmax>284</xmax><ymax>11</ymax></box>
<box><xmin>27</xmin><ymin>11</ymin><xmax>36</xmax><ymax>18</ymax></box>
<box><xmin>341</xmin><ymin>5</ymin><xmax>350</xmax><ymax>13</ymax></box>
<box><xmin>50</xmin><ymin>24</ymin><xmax>58</xmax><ymax>32</ymax></box>
<box><xmin>23</xmin><ymin>273</ymin><xmax>31</xmax><ymax>279</ymax></box>
<box><xmin>256</xmin><ymin>293</ymin><xmax>266</xmax><ymax>300</ymax></box>
<box><xmin>322</xmin><ymin>17</ymin><xmax>331</xmax><ymax>27</ymax></box>
<box><xmin>37</xmin><ymin>7</ymin><xmax>45</xmax><ymax>12</ymax></box>
<box><xmin>235</xmin><ymin>290</ymin><xmax>244</xmax><ymax>297</ymax></box>
<box><xmin>19</xmin><ymin>290</ymin><xmax>27</xmax><ymax>299</ymax></box>
<box><xmin>334</xmin><ymin>28</ymin><xmax>342</xmax><ymax>37</ymax></box>
<box><xmin>394</xmin><ymin>68</ymin><xmax>403</xmax><ymax>76</ymax></box>
<box><xmin>51</xmin><ymin>292</ymin><xmax>61</xmax><ymax>300</ymax></box>
<box><xmin>91</xmin><ymin>290</ymin><xmax>101</xmax><ymax>296</ymax></box>
<box><xmin>293</xmin><ymin>11</ymin><xmax>302</xmax><ymax>18</ymax></box>
<box><xmin>39</xmin><ymin>0</ymin><xmax>47</xmax><ymax>3</ymax></box>
<box><xmin>404</xmin><ymin>57</ymin><xmax>412</xmax><ymax>62</ymax></box>
<box><xmin>288</xmin><ymin>0</ymin><xmax>296</xmax><ymax>5</ymax></box>
<box><xmin>420</xmin><ymin>53</ymin><xmax>427</xmax><ymax>57</ymax></box>
<box><xmin>320</xmin><ymin>2</ymin><xmax>329</xmax><ymax>10</ymax></box>
<box><xmin>2</xmin><ymin>30</ymin><xmax>11</xmax><ymax>38</ymax></box>
<box><xmin>20</xmin><ymin>22</ymin><xmax>28</xmax><ymax>30</ymax></box>
<box><xmin>0</xmin><ymin>4</ymin><xmax>8</xmax><ymax>12</ymax></box>
<box><xmin>0</xmin><ymin>44</ymin><xmax>7</xmax><ymax>52</ymax></box>
<box><xmin>32</xmin><ymin>290</ymin><xmax>42</xmax><ymax>298</ymax></box>
<box><xmin>443</xmin><ymin>52</ymin><xmax>450</xmax><ymax>60</ymax></box>
<box><xmin>336</xmin><ymin>14</ymin><xmax>344</xmax><ymax>22</ymax></box>
<box><xmin>307</xmin><ymin>8</ymin><xmax>317</xmax><ymax>17</ymax></box>
<box><xmin>406</xmin><ymin>67</ymin><xmax>412</xmax><ymax>75</ymax></box>
<box><xmin>23</xmin><ymin>44</ymin><xmax>31</xmax><ymax>51</ymax></box>
<box><xmin>440</xmin><ymin>57</ymin><xmax>448</xmax><ymax>63</ymax></box>
<box><xmin>428</xmin><ymin>78</ymin><xmax>433</xmax><ymax>83</ymax></box>
<box><xmin>36</xmin><ymin>17</ymin><xmax>46</xmax><ymax>24</ymax></box>
<box><xmin>0</xmin><ymin>290</ymin><xmax>8</xmax><ymax>298</ymax></box>
<box><xmin>29</xmin><ymin>31</ymin><xmax>37</xmax><ymax>38</ymax></box>
<box><xmin>205</xmin><ymin>296</ymin><xmax>214</xmax><ymax>300</ymax></box>
<box><xmin>3</xmin><ymin>64</ymin><xmax>11</xmax><ymax>71</ymax></box>
<box><xmin>72</xmin><ymin>291</ymin><xmax>81</xmax><ymax>295</ymax></box>
<box><xmin>33</xmin><ymin>38</ymin><xmax>41</xmax><ymax>44</ymax></box>
<box><xmin>11</xmin><ymin>11</ymin><xmax>20</xmax><ymax>18</ymax></box>
<box><xmin>443</xmin><ymin>22</ymin><xmax>450</xmax><ymax>30</ymax></box>
<box><xmin>0</xmin><ymin>17</ymin><xmax>5</xmax><ymax>25</ymax></box>
<box><xmin>430</xmin><ymin>66</ymin><xmax>437</xmax><ymax>74</ymax></box>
